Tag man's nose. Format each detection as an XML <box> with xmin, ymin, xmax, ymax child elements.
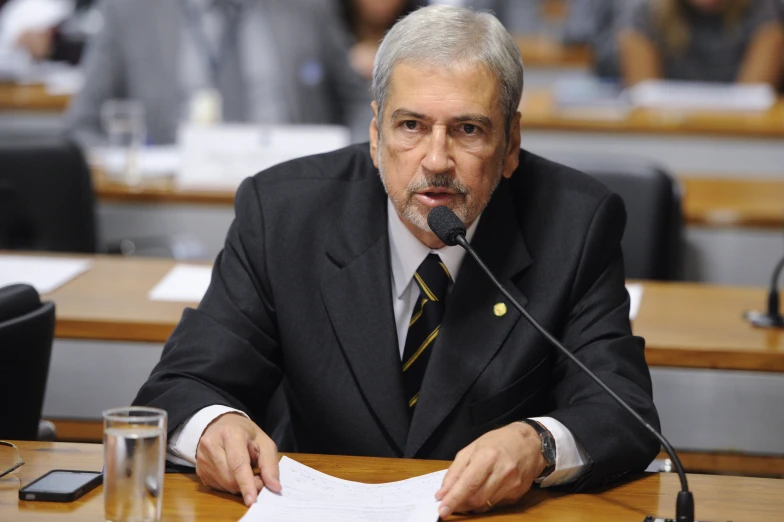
<box><xmin>421</xmin><ymin>126</ymin><xmax>453</xmax><ymax>174</ymax></box>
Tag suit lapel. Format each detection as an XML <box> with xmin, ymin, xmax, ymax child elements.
<box><xmin>320</xmin><ymin>179</ymin><xmax>410</xmax><ymax>454</ymax></box>
<box><xmin>406</xmin><ymin>181</ymin><xmax>533</xmax><ymax>457</ymax></box>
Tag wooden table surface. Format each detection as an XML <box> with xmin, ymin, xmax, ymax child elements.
<box><xmin>0</xmin><ymin>82</ymin><xmax>70</xmax><ymax>112</ymax></box>
<box><xmin>521</xmin><ymin>89</ymin><xmax>784</xmax><ymax>138</ymax></box>
<box><xmin>40</xmin><ymin>255</ymin><xmax>208</xmax><ymax>343</ymax></box>
<box><xmin>1</xmin><ymin>441</ymin><xmax>782</xmax><ymax>522</ymax></box>
<box><xmin>93</xmin><ymin>169</ymin><xmax>784</xmax><ymax>230</ymax></box>
<box><xmin>27</xmin><ymin>253</ymin><xmax>784</xmax><ymax>372</ymax></box>
<box><xmin>681</xmin><ymin>177</ymin><xmax>784</xmax><ymax>229</ymax></box>
<box><xmin>633</xmin><ymin>281</ymin><xmax>784</xmax><ymax>372</ymax></box>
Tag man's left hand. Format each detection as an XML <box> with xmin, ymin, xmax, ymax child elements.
<box><xmin>435</xmin><ymin>422</ymin><xmax>547</xmax><ymax>518</ymax></box>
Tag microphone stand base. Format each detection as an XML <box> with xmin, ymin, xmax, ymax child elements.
<box><xmin>744</xmin><ymin>310</ymin><xmax>784</xmax><ymax>328</ymax></box>
<box><xmin>644</xmin><ymin>519</ymin><xmax>727</xmax><ymax>522</ymax></box>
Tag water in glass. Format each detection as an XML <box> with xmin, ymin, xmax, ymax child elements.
<box><xmin>104</xmin><ymin>425</ymin><xmax>164</xmax><ymax>522</ymax></box>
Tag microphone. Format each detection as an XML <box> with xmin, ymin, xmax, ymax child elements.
<box><xmin>744</xmin><ymin>255</ymin><xmax>784</xmax><ymax>328</ymax></box>
<box><xmin>427</xmin><ymin>206</ymin><xmax>698</xmax><ymax>522</ymax></box>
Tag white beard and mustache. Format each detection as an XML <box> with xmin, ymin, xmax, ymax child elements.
<box><xmin>377</xmin><ymin>145</ymin><xmax>505</xmax><ymax>233</ymax></box>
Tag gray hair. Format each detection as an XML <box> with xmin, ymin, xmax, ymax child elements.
<box><xmin>372</xmin><ymin>5</ymin><xmax>524</xmax><ymax>132</ymax></box>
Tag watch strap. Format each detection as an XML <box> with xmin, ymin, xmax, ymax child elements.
<box><xmin>521</xmin><ymin>419</ymin><xmax>556</xmax><ymax>478</ymax></box>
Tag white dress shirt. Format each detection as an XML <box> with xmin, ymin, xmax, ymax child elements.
<box><xmin>169</xmin><ymin>200</ymin><xmax>588</xmax><ymax>487</ymax></box>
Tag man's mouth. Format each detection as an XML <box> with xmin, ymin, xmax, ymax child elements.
<box><xmin>413</xmin><ymin>189</ymin><xmax>460</xmax><ymax>207</ymax></box>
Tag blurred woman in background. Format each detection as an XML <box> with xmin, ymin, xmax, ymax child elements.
<box><xmin>619</xmin><ymin>0</ymin><xmax>784</xmax><ymax>87</ymax></box>
<box><xmin>339</xmin><ymin>0</ymin><xmax>423</xmax><ymax>79</ymax></box>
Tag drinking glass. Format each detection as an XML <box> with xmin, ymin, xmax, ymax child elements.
<box><xmin>103</xmin><ymin>407</ymin><xmax>167</xmax><ymax>522</ymax></box>
<box><xmin>100</xmin><ymin>99</ymin><xmax>146</xmax><ymax>186</ymax></box>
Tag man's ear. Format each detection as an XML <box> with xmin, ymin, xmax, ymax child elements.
<box><xmin>502</xmin><ymin>111</ymin><xmax>522</xmax><ymax>179</ymax></box>
<box><xmin>369</xmin><ymin>101</ymin><xmax>380</xmax><ymax>169</ymax></box>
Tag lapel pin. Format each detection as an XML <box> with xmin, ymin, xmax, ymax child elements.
<box><xmin>493</xmin><ymin>303</ymin><xmax>507</xmax><ymax>317</ymax></box>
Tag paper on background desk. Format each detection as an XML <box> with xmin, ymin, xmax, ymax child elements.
<box><xmin>241</xmin><ymin>457</ymin><xmax>447</xmax><ymax>522</ymax></box>
<box><xmin>628</xmin><ymin>80</ymin><xmax>775</xmax><ymax>112</ymax></box>
<box><xmin>0</xmin><ymin>255</ymin><xmax>92</xmax><ymax>294</ymax></box>
<box><xmin>626</xmin><ymin>283</ymin><xmax>643</xmax><ymax>320</ymax></box>
<box><xmin>148</xmin><ymin>264</ymin><xmax>212</xmax><ymax>302</ymax></box>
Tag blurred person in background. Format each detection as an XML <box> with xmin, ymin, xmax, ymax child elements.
<box><xmin>561</xmin><ymin>0</ymin><xmax>636</xmax><ymax>79</ymax></box>
<box><xmin>619</xmin><ymin>0</ymin><xmax>784</xmax><ymax>87</ymax></box>
<box><xmin>0</xmin><ymin>0</ymin><xmax>97</xmax><ymax>64</ymax></box>
<box><xmin>429</xmin><ymin>1</ymin><xmax>556</xmax><ymax>35</ymax></box>
<box><xmin>65</xmin><ymin>0</ymin><xmax>372</xmax><ymax>146</ymax></box>
<box><xmin>9</xmin><ymin>0</ymin><xmax>97</xmax><ymax>64</ymax></box>
<box><xmin>338</xmin><ymin>0</ymin><xmax>423</xmax><ymax>80</ymax></box>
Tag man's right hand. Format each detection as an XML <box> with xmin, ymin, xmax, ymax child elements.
<box><xmin>196</xmin><ymin>413</ymin><xmax>281</xmax><ymax>506</ymax></box>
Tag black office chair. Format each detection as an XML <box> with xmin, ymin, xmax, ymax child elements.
<box><xmin>548</xmin><ymin>153</ymin><xmax>683</xmax><ymax>280</ymax></box>
<box><xmin>0</xmin><ymin>284</ymin><xmax>56</xmax><ymax>441</ymax></box>
<box><xmin>0</xmin><ymin>137</ymin><xmax>98</xmax><ymax>252</ymax></box>
<box><xmin>0</xmin><ymin>136</ymin><xmax>204</xmax><ymax>258</ymax></box>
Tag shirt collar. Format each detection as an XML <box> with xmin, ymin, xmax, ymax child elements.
<box><xmin>388</xmin><ymin>199</ymin><xmax>481</xmax><ymax>299</ymax></box>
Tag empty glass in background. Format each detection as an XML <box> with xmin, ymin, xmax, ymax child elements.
<box><xmin>100</xmin><ymin>99</ymin><xmax>146</xmax><ymax>186</ymax></box>
<box><xmin>103</xmin><ymin>407</ymin><xmax>167</xmax><ymax>522</ymax></box>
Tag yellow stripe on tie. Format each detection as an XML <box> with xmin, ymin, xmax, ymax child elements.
<box><xmin>402</xmin><ymin>326</ymin><xmax>439</xmax><ymax>371</ymax></box>
<box><xmin>408</xmin><ymin>392</ymin><xmax>420</xmax><ymax>407</ymax></box>
<box><xmin>414</xmin><ymin>273</ymin><xmax>437</xmax><ymax>301</ymax></box>
<box><xmin>409</xmin><ymin>298</ymin><xmax>429</xmax><ymax>327</ymax></box>
<box><xmin>439</xmin><ymin>262</ymin><xmax>451</xmax><ymax>280</ymax></box>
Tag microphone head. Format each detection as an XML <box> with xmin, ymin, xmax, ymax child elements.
<box><xmin>427</xmin><ymin>206</ymin><xmax>467</xmax><ymax>246</ymax></box>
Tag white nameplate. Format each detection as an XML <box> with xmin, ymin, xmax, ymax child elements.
<box><xmin>177</xmin><ymin>124</ymin><xmax>351</xmax><ymax>190</ymax></box>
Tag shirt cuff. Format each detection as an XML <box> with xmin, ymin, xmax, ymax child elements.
<box><xmin>530</xmin><ymin>416</ymin><xmax>589</xmax><ymax>487</ymax></box>
<box><xmin>167</xmin><ymin>405</ymin><xmax>248</xmax><ymax>466</ymax></box>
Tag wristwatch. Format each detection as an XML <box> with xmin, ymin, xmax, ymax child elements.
<box><xmin>521</xmin><ymin>419</ymin><xmax>556</xmax><ymax>478</ymax></box>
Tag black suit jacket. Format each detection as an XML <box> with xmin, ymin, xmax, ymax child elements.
<box><xmin>134</xmin><ymin>144</ymin><xmax>660</xmax><ymax>490</ymax></box>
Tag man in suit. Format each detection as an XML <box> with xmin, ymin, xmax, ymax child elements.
<box><xmin>134</xmin><ymin>5</ymin><xmax>660</xmax><ymax>516</ymax></box>
<box><xmin>65</xmin><ymin>0</ymin><xmax>371</xmax><ymax>146</ymax></box>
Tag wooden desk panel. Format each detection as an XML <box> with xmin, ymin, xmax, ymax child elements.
<box><xmin>634</xmin><ymin>282</ymin><xmax>784</xmax><ymax>372</ymax></box>
<box><xmin>521</xmin><ymin>89</ymin><xmax>784</xmax><ymax>138</ymax></box>
<box><xmin>681</xmin><ymin>177</ymin><xmax>784</xmax><ymax>229</ymax></box>
<box><xmin>0</xmin><ymin>83</ymin><xmax>70</xmax><ymax>112</ymax></box>
<box><xmin>38</xmin><ymin>254</ymin><xmax>784</xmax><ymax>372</ymax></box>
<box><xmin>2</xmin><ymin>442</ymin><xmax>783</xmax><ymax>521</ymax></box>
<box><xmin>93</xmin><ymin>169</ymin><xmax>784</xmax><ymax>230</ymax></box>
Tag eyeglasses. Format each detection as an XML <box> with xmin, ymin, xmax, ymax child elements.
<box><xmin>0</xmin><ymin>441</ymin><xmax>24</xmax><ymax>479</ymax></box>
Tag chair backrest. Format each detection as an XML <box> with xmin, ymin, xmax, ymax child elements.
<box><xmin>0</xmin><ymin>284</ymin><xmax>56</xmax><ymax>440</ymax></box>
<box><xmin>547</xmin><ymin>152</ymin><xmax>683</xmax><ymax>280</ymax></box>
<box><xmin>0</xmin><ymin>137</ymin><xmax>97</xmax><ymax>253</ymax></box>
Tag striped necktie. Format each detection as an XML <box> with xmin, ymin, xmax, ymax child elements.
<box><xmin>402</xmin><ymin>253</ymin><xmax>451</xmax><ymax>411</ymax></box>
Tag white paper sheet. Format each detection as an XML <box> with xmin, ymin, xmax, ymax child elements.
<box><xmin>628</xmin><ymin>80</ymin><xmax>775</xmax><ymax>112</ymax></box>
<box><xmin>626</xmin><ymin>283</ymin><xmax>643</xmax><ymax>320</ymax></box>
<box><xmin>0</xmin><ymin>255</ymin><xmax>92</xmax><ymax>294</ymax></box>
<box><xmin>241</xmin><ymin>456</ymin><xmax>448</xmax><ymax>522</ymax></box>
<box><xmin>147</xmin><ymin>264</ymin><xmax>212</xmax><ymax>303</ymax></box>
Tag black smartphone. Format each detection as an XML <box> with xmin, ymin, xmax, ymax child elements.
<box><xmin>19</xmin><ymin>469</ymin><xmax>103</xmax><ymax>502</ymax></box>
